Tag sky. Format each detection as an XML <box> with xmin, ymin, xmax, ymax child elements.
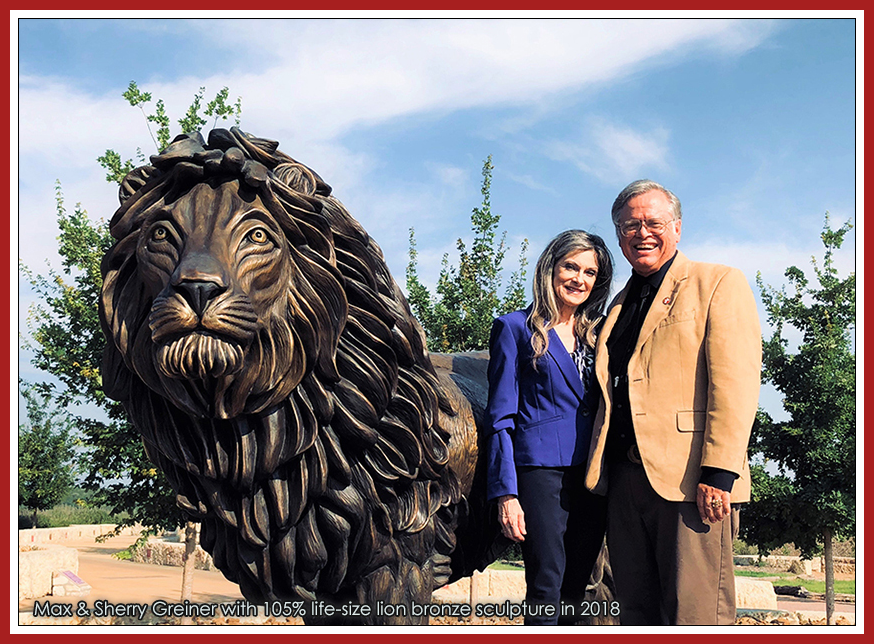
<box><xmin>14</xmin><ymin>14</ymin><xmax>859</xmax><ymax>424</ymax></box>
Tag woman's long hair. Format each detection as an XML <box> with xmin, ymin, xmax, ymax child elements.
<box><xmin>528</xmin><ymin>230</ymin><xmax>613</xmax><ymax>366</ymax></box>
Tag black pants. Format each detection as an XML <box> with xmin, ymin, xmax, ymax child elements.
<box><xmin>516</xmin><ymin>465</ymin><xmax>607</xmax><ymax>625</ymax></box>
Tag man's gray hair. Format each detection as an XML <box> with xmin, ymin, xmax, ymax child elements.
<box><xmin>611</xmin><ymin>179</ymin><xmax>682</xmax><ymax>226</ymax></box>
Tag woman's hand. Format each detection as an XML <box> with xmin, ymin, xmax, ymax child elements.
<box><xmin>497</xmin><ymin>495</ymin><xmax>526</xmax><ymax>542</ymax></box>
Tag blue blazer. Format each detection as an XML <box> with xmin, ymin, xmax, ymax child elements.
<box><xmin>485</xmin><ymin>308</ymin><xmax>599</xmax><ymax>500</ymax></box>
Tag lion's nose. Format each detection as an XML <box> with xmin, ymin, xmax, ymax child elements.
<box><xmin>176</xmin><ymin>280</ymin><xmax>227</xmax><ymax>317</ymax></box>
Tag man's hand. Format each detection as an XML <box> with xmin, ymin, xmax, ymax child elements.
<box><xmin>497</xmin><ymin>494</ymin><xmax>526</xmax><ymax>542</ymax></box>
<box><xmin>696</xmin><ymin>483</ymin><xmax>731</xmax><ymax>524</ymax></box>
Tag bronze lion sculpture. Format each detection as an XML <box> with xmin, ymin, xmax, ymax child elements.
<box><xmin>99</xmin><ymin>127</ymin><xmax>612</xmax><ymax>625</ymax></box>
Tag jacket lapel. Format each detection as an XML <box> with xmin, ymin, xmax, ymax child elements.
<box><xmin>596</xmin><ymin>283</ymin><xmax>630</xmax><ymax>391</ymax></box>
<box><xmin>547</xmin><ymin>327</ymin><xmax>585</xmax><ymax>401</ymax></box>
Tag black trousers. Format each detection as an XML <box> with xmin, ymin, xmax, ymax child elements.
<box><xmin>516</xmin><ymin>465</ymin><xmax>607</xmax><ymax>626</ymax></box>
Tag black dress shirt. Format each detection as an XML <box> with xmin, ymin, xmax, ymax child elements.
<box><xmin>604</xmin><ymin>253</ymin><xmax>736</xmax><ymax>493</ymax></box>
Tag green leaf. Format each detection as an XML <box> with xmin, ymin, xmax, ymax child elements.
<box><xmin>405</xmin><ymin>156</ymin><xmax>528</xmax><ymax>351</ymax></box>
<box><xmin>96</xmin><ymin>150</ymin><xmax>135</xmax><ymax>185</ymax></box>
<box><xmin>177</xmin><ymin>86</ymin><xmax>207</xmax><ymax>134</ymax></box>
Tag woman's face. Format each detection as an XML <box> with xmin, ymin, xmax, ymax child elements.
<box><xmin>552</xmin><ymin>249</ymin><xmax>599</xmax><ymax>314</ymax></box>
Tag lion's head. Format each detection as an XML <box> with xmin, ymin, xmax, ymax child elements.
<box><xmin>99</xmin><ymin>128</ymin><xmax>479</xmax><ymax>611</ymax></box>
<box><xmin>101</xmin><ymin>131</ymin><xmax>354</xmax><ymax>419</ymax></box>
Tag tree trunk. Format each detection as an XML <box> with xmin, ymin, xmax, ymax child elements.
<box><xmin>180</xmin><ymin>521</ymin><xmax>198</xmax><ymax>624</ymax></box>
<box><xmin>823</xmin><ymin>527</ymin><xmax>835</xmax><ymax>625</ymax></box>
<box><xmin>32</xmin><ymin>508</ymin><xmax>38</xmax><ymax>529</ymax></box>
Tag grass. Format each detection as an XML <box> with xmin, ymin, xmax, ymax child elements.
<box><xmin>488</xmin><ymin>561</ymin><xmax>524</xmax><ymax>572</ymax></box>
<box><xmin>736</xmin><ymin>569</ymin><xmax>793</xmax><ymax>578</ymax></box>
<box><xmin>735</xmin><ymin>569</ymin><xmax>855</xmax><ymax>595</ymax></box>
<box><xmin>488</xmin><ymin>561</ymin><xmax>855</xmax><ymax>596</ymax></box>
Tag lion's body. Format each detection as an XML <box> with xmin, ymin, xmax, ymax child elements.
<box><xmin>99</xmin><ymin>129</ymin><xmax>503</xmax><ymax>624</ymax></box>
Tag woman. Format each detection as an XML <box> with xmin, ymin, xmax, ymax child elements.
<box><xmin>485</xmin><ymin>229</ymin><xmax>613</xmax><ymax>625</ymax></box>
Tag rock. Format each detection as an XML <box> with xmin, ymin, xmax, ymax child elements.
<box><xmin>433</xmin><ymin>568</ymin><xmax>526</xmax><ymax>605</ymax></box>
<box><xmin>736</xmin><ymin>608</ymin><xmax>799</xmax><ymax>625</ymax></box>
<box><xmin>483</xmin><ymin>570</ymin><xmax>527</xmax><ymax>603</ymax></box>
<box><xmin>735</xmin><ymin>577</ymin><xmax>778</xmax><ymax>609</ymax></box>
<box><xmin>787</xmin><ymin>559</ymin><xmax>812</xmax><ymax>575</ymax></box>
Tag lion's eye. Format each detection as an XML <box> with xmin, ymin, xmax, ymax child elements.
<box><xmin>152</xmin><ymin>226</ymin><xmax>169</xmax><ymax>242</ymax></box>
<box><xmin>247</xmin><ymin>228</ymin><xmax>271</xmax><ymax>245</ymax></box>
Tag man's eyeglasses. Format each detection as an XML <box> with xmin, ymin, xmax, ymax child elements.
<box><xmin>616</xmin><ymin>218</ymin><xmax>675</xmax><ymax>238</ymax></box>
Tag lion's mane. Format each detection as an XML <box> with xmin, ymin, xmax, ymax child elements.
<box><xmin>100</xmin><ymin>128</ymin><xmax>482</xmax><ymax>616</ymax></box>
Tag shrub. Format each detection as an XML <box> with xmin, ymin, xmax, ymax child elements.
<box><xmin>733</xmin><ymin>539</ymin><xmax>759</xmax><ymax>556</ymax></box>
<box><xmin>504</xmin><ymin>542</ymin><xmax>523</xmax><ymax>562</ymax></box>
<box><xmin>18</xmin><ymin>504</ymin><xmax>126</xmax><ymax>528</ymax></box>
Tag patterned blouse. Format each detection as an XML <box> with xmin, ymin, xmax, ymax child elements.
<box><xmin>571</xmin><ymin>338</ymin><xmax>598</xmax><ymax>413</ymax></box>
<box><xmin>571</xmin><ymin>339</ymin><xmax>595</xmax><ymax>382</ymax></box>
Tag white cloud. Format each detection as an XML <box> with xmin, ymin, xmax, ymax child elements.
<box><xmin>702</xmin><ymin>18</ymin><xmax>781</xmax><ymax>55</ymax></box>
<box><xmin>14</xmin><ymin>17</ymin><xmax>779</xmax><ymax>314</ymax></box>
<box><xmin>545</xmin><ymin>117</ymin><xmax>671</xmax><ymax>184</ymax></box>
<box><xmin>593</xmin><ymin>121</ymin><xmax>670</xmax><ymax>176</ymax></box>
<box><xmin>504</xmin><ymin>172</ymin><xmax>558</xmax><ymax>195</ymax></box>
<box><xmin>18</xmin><ymin>76</ymin><xmax>145</xmax><ymax>166</ymax></box>
<box><xmin>426</xmin><ymin>162</ymin><xmax>467</xmax><ymax>189</ymax></box>
<box><xmin>25</xmin><ymin>18</ymin><xmax>774</xmax><ymax>145</ymax></box>
<box><xmin>16</xmin><ymin>18</ymin><xmax>779</xmax><ymax>154</ymax></box>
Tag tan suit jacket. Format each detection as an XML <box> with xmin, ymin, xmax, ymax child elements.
<box><xmin>585</xmin><ymin>251</ymin><xmax>762</xmax><ymax>503</ymax></box>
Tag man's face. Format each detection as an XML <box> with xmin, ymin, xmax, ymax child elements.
<box><xmin>616</xmin><ymin>190</ymin><xmax>682</xmax><ymax>276</ymax></box>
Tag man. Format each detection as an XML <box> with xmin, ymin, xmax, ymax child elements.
<box><xmin>585</xmin><ymin>179</ymin><xmax>762</xmax><ymax>625</ymax></box>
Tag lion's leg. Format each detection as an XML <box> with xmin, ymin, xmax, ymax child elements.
<box><xmin>357</xmin><ymin>561</ymin><xmax>432</xmax><ymax>626</ymax></box>
<box><xmin>298</xmin><ymin>561</ymin><xmax>432</xmax><ymax>625</ymax></box>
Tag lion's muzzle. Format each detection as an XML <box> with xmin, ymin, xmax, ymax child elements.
<box><xmin>156</xmin><ymin>331</ymin><xmax>246</xmax><ymax>379</ymax></box>
<box><xmin>148</xmin><ymin>286</ymin><xmax>260</xmax><ymax>380</ymax></box>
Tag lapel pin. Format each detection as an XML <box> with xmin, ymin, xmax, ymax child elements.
<box><xmin>662</xmin><ymin>297</ymin><xmax>672</xmax><ymax>305</ymax></box>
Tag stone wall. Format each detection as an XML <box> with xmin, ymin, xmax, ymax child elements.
<box><xmin>18</xmin><ymin>524</ymin><xmax>139</xmax><ymax>547</ymax></box>
<box><xmin>433</xmin><ymin>569</ymin><xmax>526</xmax><ymax>604</ymax></box>
<box><xmin>734</xmin><ymin>554</ymin><xmax>855</xmax><ymax>575</ymax></box>
<box><xmin>128</xmin><ymin>538</ymin><xmax>218</xmax><ymax>571</ymax></box>
<box><xmin>18</xmin><ymin>524</ymin><xmax>138</xmax><ymax>602</ymax></box>
<box><xmin>833</xmin><ymin>557</ymin><xmax>856</xmax><ymax>574</ymax></box>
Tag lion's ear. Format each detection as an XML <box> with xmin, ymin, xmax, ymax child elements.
<box><xmin>119</xmin><ymin>166</ymin><xmax>162</xmax><ymax>205</ymax></box>
<box><xmin>274</xmin><ymin>163</ymin><xmax>321</xmax><ymax>196</ymax></box>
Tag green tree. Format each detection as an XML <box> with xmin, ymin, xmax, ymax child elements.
<box><xmin>18</xmin><ymin>381</ymin><xmax>77</xmax><ymax>527</ymax></box>
<box><xmin>742</xmin><ymin>215</ymin><xmax>855</xmax><ymax>625</ymax></box>
<box><xmin>98</xmin><ymin>81</ymin><xmax>241</xmax><ymax>183</ymax></box>
<box><xmin>22</xmin><ymin>81</ymin><xmax>242</xmax><ymax>538</ymax></box>
<box><xmin>406</xmin><ymin>156</ymin><xmax>529</xmax><ymax>352</ymax></box>
<box><xmin>20</xmin><ymin>182</ymin><xmax>183</xmax><ymax>537</ymax></box>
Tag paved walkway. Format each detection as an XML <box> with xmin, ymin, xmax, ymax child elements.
<box><xmin>17</xmin><ymin>531</ymin><xmax>856</xmax><ymax>627</ymax></box>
